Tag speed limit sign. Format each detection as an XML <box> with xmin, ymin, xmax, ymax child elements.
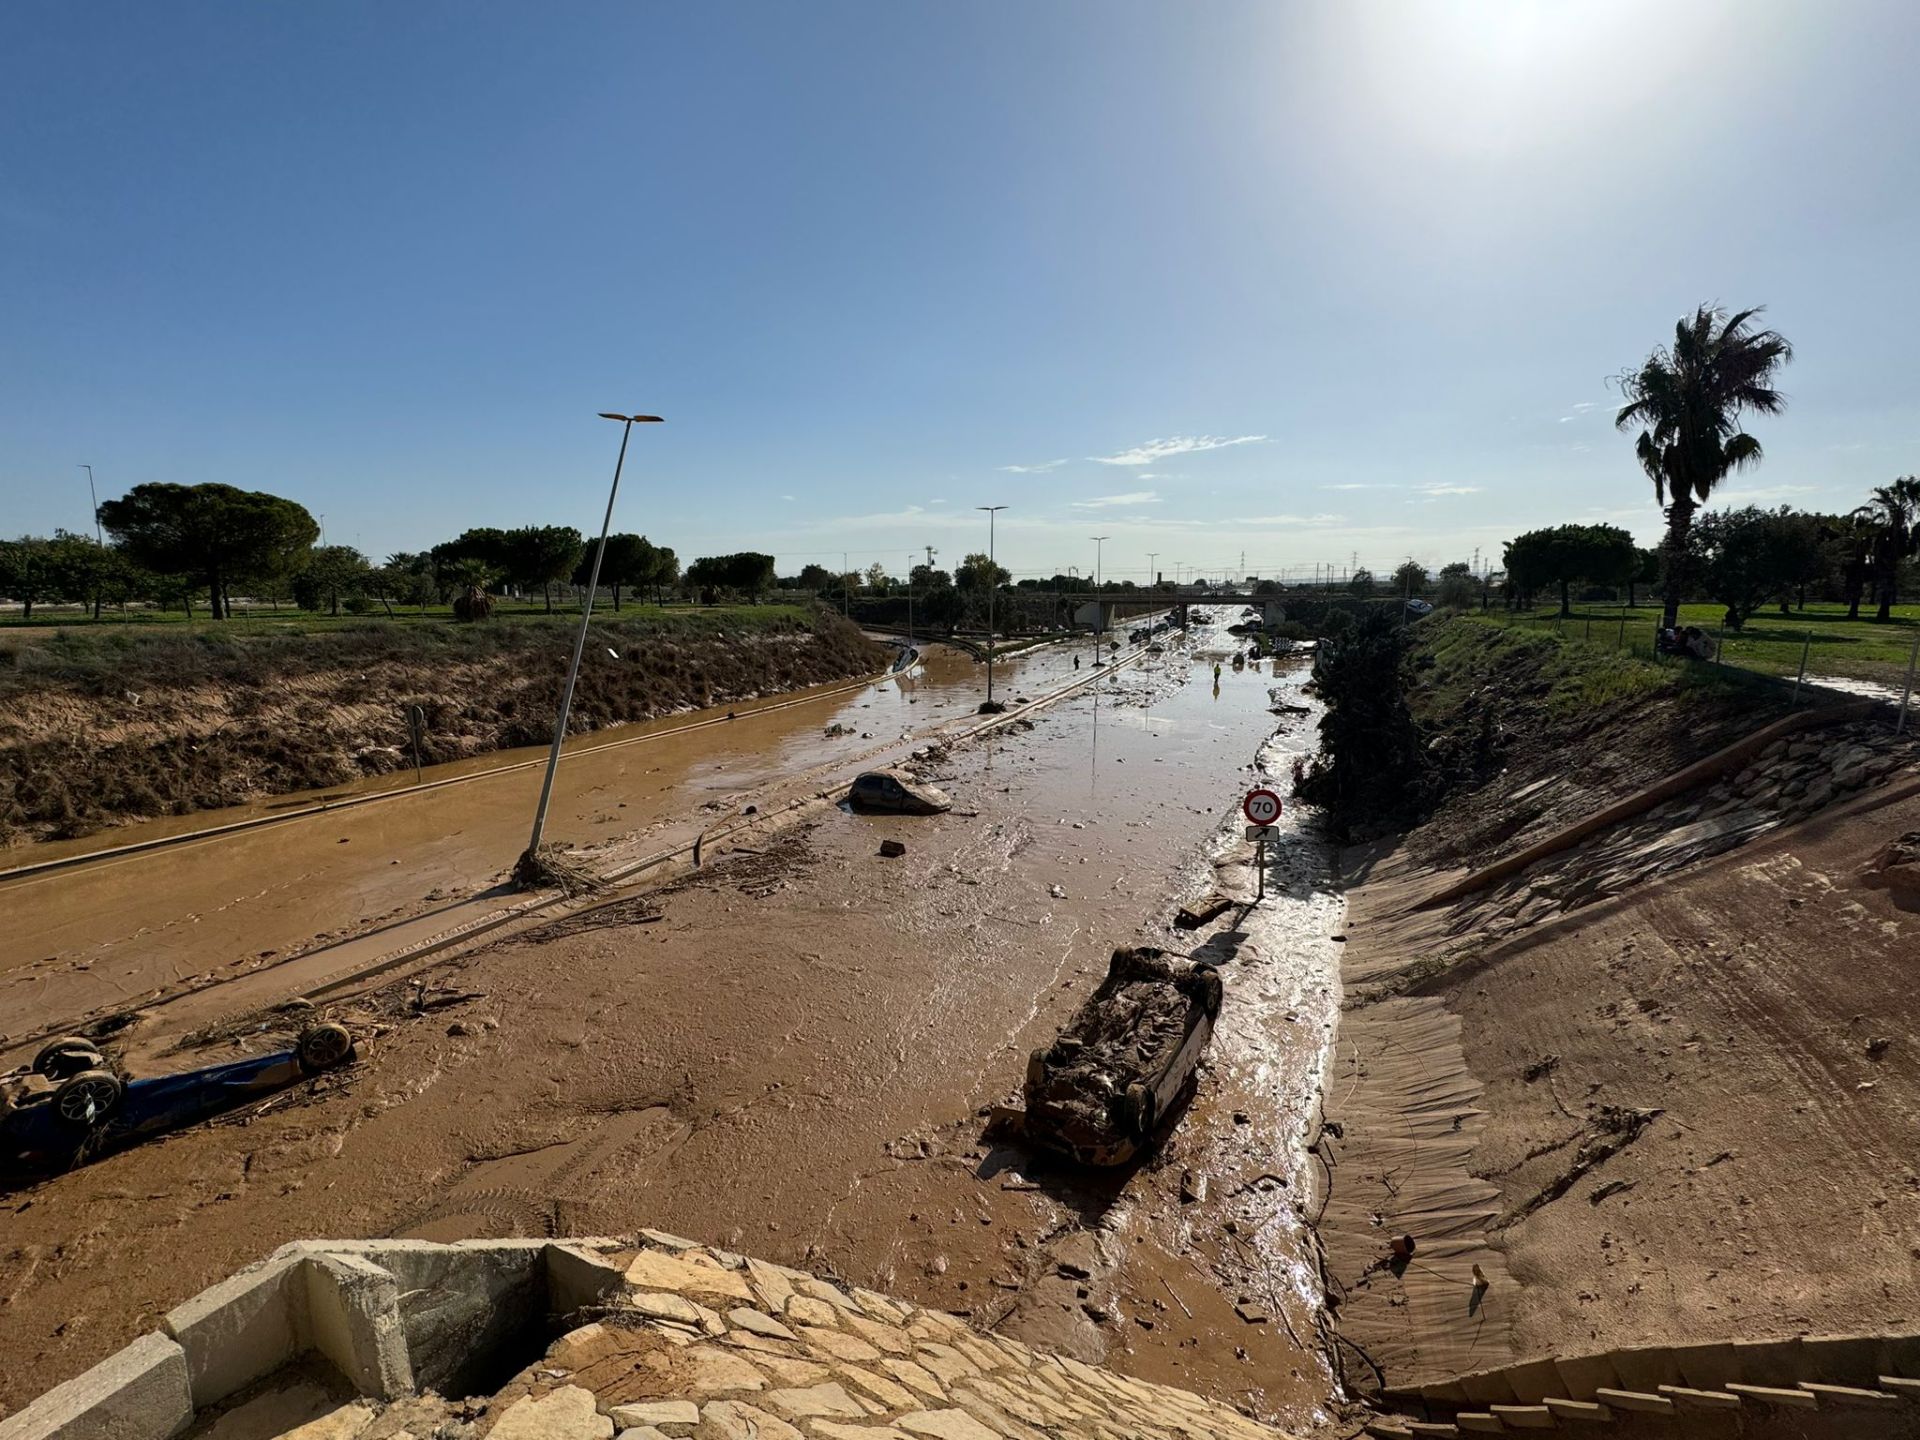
<box><xmin>1243</xmin><ymin>788</ymin><xmax>1282</xmax><ymax>825</ymax></box>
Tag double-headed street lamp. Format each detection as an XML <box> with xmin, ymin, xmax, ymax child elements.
<box><xmin>522</xmin><ymin>412</ymin><xmax>664</xmax><ymax>869</ymax></box>
<box><xmin>978</xmin><ymin>506</ymin><xmax>1007</xmax><ymax>705</ymax></box>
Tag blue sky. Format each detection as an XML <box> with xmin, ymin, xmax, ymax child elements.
<box><xmin>4</xmin><ymin>1</ymin><xmax>1918</xmax><ymax>584</ymax></box>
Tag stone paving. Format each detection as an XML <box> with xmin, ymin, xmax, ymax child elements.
<box><xmin>485</xmin><ymin>1231</ymin><xmax>1301</xmax><ymax>1440</ymax></box>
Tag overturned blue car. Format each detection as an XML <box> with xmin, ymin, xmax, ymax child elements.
<box><xmin>2</xmin><ymin>1024</ymin><xmax>356</xmax><ymax>1176</ymax></box>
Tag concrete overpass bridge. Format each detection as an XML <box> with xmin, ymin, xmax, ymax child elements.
<box><xmin>1052</xmin><ymin>590</ymin><xmax>1285</xmax><ymax>631</ymax></box>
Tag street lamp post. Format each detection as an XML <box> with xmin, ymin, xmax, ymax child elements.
<box><xmin>1090</xmin><ymin>536</ymin><xmax>1110</xmax><ymax>660</ymax></box>
<box><xmin>1147</xmin><ymin>551</ymin><xmax>1158</xmax><ymax>590</ymax></box>
<box><xmin>522</xmin><ymin>411</ymin><xmax>663</xmax><ymax>870</ymax></box>
<box><xmin>78</xmin><ymin>465</ymin><xmax>102</xmax><ymax>544</ymax></box>
<box><xmin>978</xmin><ymin>506</ymin><xmax>1007</xmax><ymax>704</ymax></box>
<box><xmin>906</xmin><ymin>552</ymin><xmax>915</xmax><ymax>648</ymax></box>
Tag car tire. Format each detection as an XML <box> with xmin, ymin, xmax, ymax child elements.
<box><xmin>51</xmin><ymin>1070</ymin><xmax>124</xmax><ymax>1130</ymax></box>
<box><xmin>33</xmin><ymin>1037</ymin><xmax>105</xmax><ymax>1081</ymax></box>
<box><xmin>296</xmin><ymin>1023</ymin><xmax>354</xmax><ymax>1074</ymax></box>
<box><xmin>1124</xmin><ymin>1082</ymin><xmax>1158</xmax><ymax>1140</ymax></box>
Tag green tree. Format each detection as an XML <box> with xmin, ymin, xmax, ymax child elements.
<box><xmin>684</xmin><ymin>552</ymin><xmax>776</xmax><ymax>602</ymax></box>
<box><xmin>98</xmin><ymin>483</ymin><xmax>318</xmax><ymax>620</ymax></box>
<box><xmin>293</xmin><ymin>545</ymin><xmax>374</xmax><ymax>616</ymax></box>
<box><xmin>953</xmin><ymin>552</ymin><xmax>1010</xmax><ymax>590</ymax></box>
<box><xmin>793</xmin><ymin>563</ymin><xmax>834</xmax><ymax>594</ymax></box>
<box><xmin>0</xmin><ymin>535</ymin><xmax>57</xmax><ymax>620</ymax></box>
<box><xmin>1616</xmin><ymin>304</ymin><xmax>1793</xmax><ymax>627</ymax></box>
<box><xmin>574</xmin><ymin>533</ymin><xmax>659</xmax><ymax>611</ymax></box>
<box><xmin>1346</xmin><ymin>568</ymin><xmax>1376</xmax><ymax>598</ymax></box>
<box><xmin>431</xmin><ymin>528</ymin><xmax>511</xmax><ymax>596</ymax></box>
<box><xmin>503</xmin><ymin>525</ymin><xmax>584</xmax><ymax>612</ymax></box>
<box><xmin>1435</xmin><ymin>561</ymin><xmax>1475</xmax><ymax>610</ymax></box>
<box><xmin>1502</xmin><ymin>524</ymin><xmax>1635</xmax><ymax>616</ymax></box>
<box><xmin>377</xmin><ymin>552</ymin><xmax>438</xmax><ymax>612</ymax></box>
<box><xmin>1822</xmin><ymin>512</ymin><xmax>1877</xmax><ymax>621</ymax></box>
<box><xmin>1691</xmin><ymin>507</ymin><xmax>1818</xmax><ymax>630</ymax></box>
<box><xmin>1627</xmin><ymin>547</ymin><xmax>1660</xmax><ymax>609</ymax></box>
<box><xmin>1391</xmin><ymin>560</ymin><xmax>1427</xmax><ymax>599</ymax></box>
<box><xmin>910</xmin><ymin>563</ymin><xmax>951</xmax><ymax>591</ymax></box>
<box><xmin>1295</xmin><ymin>607</ymin><xmax>1435</xmax><ymax>838</ymax></box>
<box><xmin>1852</xmin><ymin>477</ymin><xmax>1920</xmax><ymax>623</ymax></box>
<box><xmin>46</xmin><ymin>530</ymin><xmax>126</xmax><ymax>619</ymax></box>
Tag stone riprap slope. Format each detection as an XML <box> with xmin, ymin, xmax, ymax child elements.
<box><xmin>0</xmin><ymin>1233</ymin><xmax>1306</xmax><ymax>1440</ymax></box>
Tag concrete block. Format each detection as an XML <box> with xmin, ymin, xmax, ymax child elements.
<box><xmin>363</xmin><ymin>1239</ymin><xmax>547</xmax><ymax>1397</ymax></box>
<box><xmin>1725</xmin><ymin>1384</ymin><xmax>1817</xmax><ymax>1409</ymax></box>
<box><xmin>545</xmin><ymin>1242</ymin><xmax>627</xmax><ymax>1316</ymax></box>
<box><xmin>1656</xmin><ymin>1385</ymin><xmax>1739</xmax><ymax>1411</ymax></box>
<box><xmin>1456</xmin><ymin>1369</ymin><xmax>1521</xmax><ymax>1407</ymax></box>
<box><xmin>1487</xmin><ymin>1405</ymin><xmax>1555</xmax><ymax>1429</ymax></box>
<box><xmin>1550</xmin><ymin>1354</ymin><xmax>1621</xmax><ymax>1401</ymax></box>
<box><xmin>161</xmin><ymin>1254</ymin><xmax>307</xmax><ymax>1409</ymax></box>
<box><xmin>0</xmin><ymin>1332</ymin><xmax>193</xmax><ymax>1440</ymax></box>
<box><xmin>1799</xmin><ymin>1332</ymin><xmax>1894</xmax><ymax>1381</ymax></box>
<box><xmin>1884</xmin><ymin>1335</ymin><xmax>1920</xmax><ymax>1379</ymax></box>
<box><xmin>1542</xmin><ymin>1397</ymin><xmax>1611</xmax><ymax>1421</ymax></box>
<box><xmin>1454</xmin><ymin>1416</ymin><xmax>1503</xmax><ymax>1434</ymax></box>
<box><xmin>1880</xmin><ymin>1376</ymin><xmax>1920</xmax><ymax>1397</ymax></box>
<box><xmin>1669</xmin><ymin>1341</ymin><xmax>1742</xmax><ymax>1391</ymax></box>
<box><xmin>1403</xmin><ymin>1426</ymin><xmax>1459</xmax><ymax>1438</ymax></box>
<box><xmin>1495</xmin><ymin>1360</ymin><xmax>1565</xmax><ymax>1404</ymax></box>
<box><xmin>1728</xmin><ymin>1337</ymin><xmax>1807</xmax><ymax>1385</ymax></box>
<box><xmin>305</xmin><ymin>1252</ymin><xmax>414</xmax><ymax>1400</ymax></box>
<box><xmin>1592</xmin><ymin>1388</ymin><xmax>1672</xmax><ymax>1415</ymax></box>
<box><xmin>1605</xmin><ymin>1347</ymin><xmax>1683</xmax><ymax>1394</ymax></box>
<box><xmin>1797</xmin><ymin>1382</ymin><xmax>1901</xmax><ymax>1409</ymax></box>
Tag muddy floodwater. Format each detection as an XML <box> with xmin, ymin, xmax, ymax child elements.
<box><xmin>0</xmin><ymin>619</ymin><xmax>1346</xmax><ymax>1431</ymax></box>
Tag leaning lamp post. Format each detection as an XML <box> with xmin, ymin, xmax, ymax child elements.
<box><xmin>978</xmin><ymin>505</ymin><xmax>1007</xmax><ymax>706</ymax></box>
<box><xmin>518</xmin><ymin>412</ymin><xmax>663</xmax><ymax>882</ymax></box>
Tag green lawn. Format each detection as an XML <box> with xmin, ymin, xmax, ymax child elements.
<box><xmin>0</xmin><ymin>600</ymin><xmax>800</xmax><ymax>641</ymax></box>
<box><xmin>1471</xmin><ymin>601</ymin><xmax>1920</xmax><ymax>689</ymax></box>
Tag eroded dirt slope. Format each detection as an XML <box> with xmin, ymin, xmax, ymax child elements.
<box><xmin>0</xmin><ymin>611</ymin><xmax>883</xmax><ymax>842</ymax></box>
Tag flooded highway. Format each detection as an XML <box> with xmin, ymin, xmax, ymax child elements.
<box><xmin>0</xmin><ymin>636</ymin><xmax>1119</xmax><ymax>1054</ymax></box>
<box><xmin>0</xmin><ymin>615</ymin><xmax>1347</xmax><ymax>1431</ymax></box>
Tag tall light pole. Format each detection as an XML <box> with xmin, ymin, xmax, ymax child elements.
<box><xmin>1091</xmin><ymin>536</ymin><xmax>1110</xmax><ymax>657</ymax></box>
<box><xmin>978</xmin><ymin>505</ymin><xmax>1007</xmax><ymax>705</ymax></box>
<box><xmin>522</xmin><ymin>411</ymin><xmax>663</xmax><ymax>870</ymax></box>
<box><xmin>906</xmin><ymin>551</ymin><xmax>916</xmax><ymax>648</ymax></box>
<box><xmin>1147</xmin><ymin>551</ymin><xmax>1158</xmax><ymax>589</ymax></box>
<box><xmin>78</xmin><ymin>465</ymin><xmax>102</xmax><ymax>543</ymax></box>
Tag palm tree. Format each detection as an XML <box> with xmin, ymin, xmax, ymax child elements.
<box><xmin>1852</xmin><ymin>477</ymin><xmax>1920</xmax><ymax>623</ymax></box>
<box><xmin>1616</xmin><ymin>305</ymin><xmax>1793</xmax><ymax>627</ymax></box>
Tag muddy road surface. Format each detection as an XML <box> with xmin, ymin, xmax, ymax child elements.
<box><xmin>0</xmin><ymin>623</ymin><xmax>1346</xmax><ymax>1433</ymax></box>
<box><xmin>1</xmin><ymin>640</ymin><xmax>1128</xmax><ymax>1055</ymax></box>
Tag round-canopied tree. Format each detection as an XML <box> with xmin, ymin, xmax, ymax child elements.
<box><xmin>98</xmin><ymin>483</ymin><xmax>318</xmax><ymax>619</ymax></box>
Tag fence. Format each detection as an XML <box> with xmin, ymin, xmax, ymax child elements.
<box><xmin>1479</xmin><ymin>606</ymin><xmax>1920</xmax><ymax>733</ymax></box>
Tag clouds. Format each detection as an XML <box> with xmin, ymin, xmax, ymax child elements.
<box><xmin>1557</xmin><ymin>400</ymin><xmax>1611</xmax><ymax>424</ymax></box>
<box><xmin>1088</xmin><ymin>434</ymin><xmax>1268</xmax><ymax>467</ymax></box>
<box><xmin>1071</xmin><ymin>491</ymin><xmax>1163</xmax><ymax>509</ymax></box>
<box><xmin>998</xmin><ymin>459</ymin><xmax>1068</xmax><ymax>474</ymax></box>
<box><xmin>1414</xmin><ymin>482</ymin><xmax>1483</xmax><ymax>498</ymax></box>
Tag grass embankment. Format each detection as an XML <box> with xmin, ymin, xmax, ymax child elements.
<box><xmin>1477</xmin><ymin>601</ymin><xmax>1920</xmax><ymax>688</ymax></box>
<box><xmin>0</xmin><ymin>607</ymin><xmax>884</xmax><ymax>843</ymax></box>
<box><xmin>1389</xmin><ymin>613</ymin><xmax>1791</xmax><ymax>864</ymax></box>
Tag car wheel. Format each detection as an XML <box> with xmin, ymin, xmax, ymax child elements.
<box><xmin>51</xmin><ymin>1070</ymin><xmax>124</xmax><ymax>1130</ymax></box>
<box><xmin>33</xmin><ymin>1037</ymin><xmax>106</xmax><ymax>1081</ymax></box>
<box><xmin>1194</xmin><ymin>968</ymin><xmax>1224</xmax><ymax>1019</ymax></box>
<box><xmin>1124</xmin><ymin>1082</ymin><xmax>1158</xmax><ymax>1140</ymax></box>
<box><xmin>297</xmin><ymin>1023</ymin><xmax>354</xmax><ymax>1073</ymax></box>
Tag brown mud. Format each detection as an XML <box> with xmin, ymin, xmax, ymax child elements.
<box><xmin>0</xmin><ymin>619</ymin><xmax>1352</xmax><ymax>1435</ymax></box>
<box><xmin>1316</xmin><ymin>619</ymin><xmax>1920</xmax><ymax>1399</ymax></box>
<box><xmin>0</xmin><ymin>609</ymin><xmax>884</xmax><ymax>843</ymax></box>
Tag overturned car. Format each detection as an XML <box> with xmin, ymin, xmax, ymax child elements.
<box><xmin>3</xmin><ymin>1024</ymin><xmax>357</xmax><ymax>1176</ymax></box>
<box><xmin>1016</xmin><ymin>947</ymin><xmax>1223</xmax><ymax>1167</ymax></box>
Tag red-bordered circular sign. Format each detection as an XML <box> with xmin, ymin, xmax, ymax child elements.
<box><xmin>1243</xmin><ymin>788</ymin><xmax>1283</xmax><ymax>825</ymax></box>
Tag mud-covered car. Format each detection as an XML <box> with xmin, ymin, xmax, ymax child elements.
<box><xmin>1020</xmin><ymin>947</ymin><xmax>1222</xmax><ymax>1166</ymax></box>
<box><xmin>2</xmin><ymin>1024</ymin><xmax>356</xmax><ymax>1175</ymax></box>
<box><xmin>847</xmin><ymin>768</ymin><xmax>952</xmax><ymax>814</ymax></box>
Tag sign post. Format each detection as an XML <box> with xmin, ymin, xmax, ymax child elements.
<box><xmin>1243</xmin><ymin>788</ymin><xmax>1283</xmax><ymax>903</ymax></box>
